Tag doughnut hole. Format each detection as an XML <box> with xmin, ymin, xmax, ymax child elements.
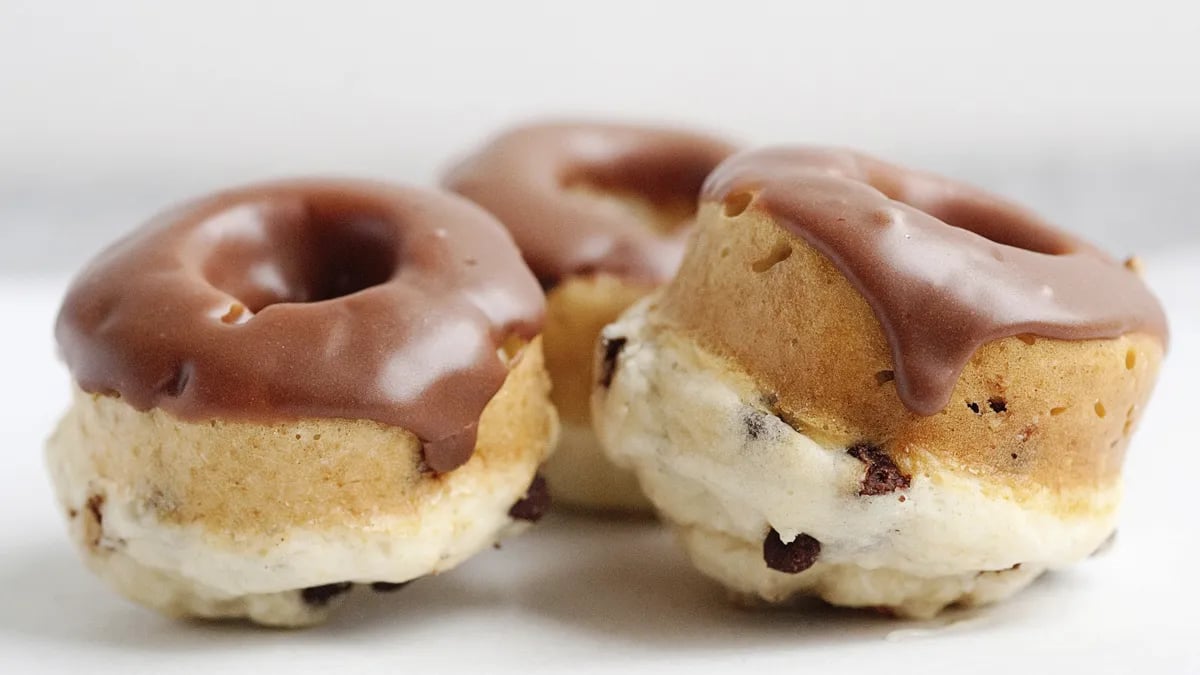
<box><xmin>924</xmin><ymin>197</ymin><xmax>1073</xmax><ymax>255</ymax></box>
<box><xmin>198</xmin><ymin>201</ymin><xmax>400</xmax><ymax>312</ymax></box>
<box><xmin>870</xmin><ymin>172</ymin><xmax>1074</xmax><ymax>256</ymax></box>
<box><xmin>563</xmin><ymin>151</ymin><xmax>717</xmax><ymax>234</ymax></box>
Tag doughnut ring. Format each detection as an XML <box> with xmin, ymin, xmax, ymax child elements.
<box><xmin>48</xmin><ymin>179</ymin><xmax>558</xmax><ymax>625</ymax></box>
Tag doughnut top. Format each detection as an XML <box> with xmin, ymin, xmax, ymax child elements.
<box><xmin>443</xmin><ymin>122</ymin><xmax>737</xmax><ymax>286</ymax></box>
<box><xmin>56</xmin><ymin>179</ymin><xmax>545</xmax><ymax>472</ymax></box>
<box><xmin>702</xmin><ymin>147</ymin><xmax>1168</xmax><ymax>416</ymax></box>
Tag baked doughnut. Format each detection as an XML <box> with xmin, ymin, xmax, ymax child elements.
<box><xmin>592</xmin><ymin>147</ymin><xmax>1167</xmax><ymax>617</ymax></box>
<box><xmin>46</xmin><ymin>179</ymin><xmax>558</xmax><ymax>626</ymax></box>
<box><xmin>444</xmin><ymin>122</ymin><xmax>735</xmax><ymax>512</ymax></box>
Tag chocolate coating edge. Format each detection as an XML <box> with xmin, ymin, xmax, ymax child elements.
<box><xmin>443</xmin><ymin>121</ymin><xmax>738</xmax><ymax>286</ymax></box>
<box><xmin>702</xmin><ymin>147</ymin><xmax>1168</xmax><ymax>416</ymax></box>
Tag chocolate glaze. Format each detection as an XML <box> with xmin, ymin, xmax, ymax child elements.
<box><xmin>703</xmin><ymin>147</ymin><xmax>1168</xmax><ymax>416</ymax></box>
<box><xmin>56</xmin><ymin>179</ymin><xmax>544</xmax><ymax>472</ymax></box>
<box><xmin>443</xmin><ymin>122</ymin><xmax>737</xmax><ymax>286</ymax></box>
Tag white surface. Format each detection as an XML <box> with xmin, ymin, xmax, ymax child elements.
<box><xmin>1</xmin><ymin>250</ymin><xmax>1198</xmax><ymax>674</ymax></box>
<box><xmin>3</xmin><ymin>0</ymin><xmax>1199</xmax><ymax>184</ymax></box>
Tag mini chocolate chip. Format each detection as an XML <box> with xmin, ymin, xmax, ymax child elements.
<box><xmin>1011</xmin><ymin>452</ymin><xmax>1018</xmax><ymax>460</ymax></box>
<box><xmin>977</xmin><ymin>562</ymin><xmax>1023</xmax><ymax>577</ymax></box>
<box><xmin>988</xmin><ymin>397</ymin><xmax>1008</xmax><ymax>413</ymax></box>
<box><xmin>966</xmin><ymin>401</ymin><xmax>981</xmax><ymax>414</ymax></box>
<box><xmin>86</xmin><ymin>494</ymin><xmax>104</xmax><ymax>528</ymax></box>
<box><xmin>743</xmin><ymin>410</ymin><xmax>768</xmax><ymax>440</ymax></box>
<box><xmin>300</xmin><ymin>582</ymin><xmax>352</xmax><ymax>606</ymax></box>
<box><xmin>762</xmin><ymin>529</ymin><xmax>821</xmax><ymax>574</ymax></box>
<box><xmin>598</xmin><ymin>336</ymin><xmax>627</xmax><ymax>388</ymax></box>
<box><xmin>370</xmin><ymin>581</ymin><xmax>411</xmax><ymax>593</ymax></box>
<box><xmin>508</xmin><ymin>474</ymin><xmax>550</xmax><ymax>522</ymax></box>
<box><xmin>847</xmin><ymin>443</ymin><xmax>911</xmax><ymax>496</ymax></box>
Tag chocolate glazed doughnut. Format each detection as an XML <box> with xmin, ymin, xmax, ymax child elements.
<box><xmin>46</xmin><ymin>180</ymin><xmax>559</xmax><ymax>626</ymax></box>
<box><xmin>445</xmin><ymin>122</ymin><xmax>736</xmax><ymax>512</ymax></box>
<box><xmin>592</xmin><ymin>147</ymin><xmax>1166</xmax><ymax>617</ymax></box>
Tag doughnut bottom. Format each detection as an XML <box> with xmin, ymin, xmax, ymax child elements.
<box><xmin>593</xmin><ymin>299</ymin><xmax>1119</xmax><ymax>618</ymax></box>
<box><xmin>540</xmin><ymin>420</ymin><xmax>651</xmax><ymax>514</ymax></box>
<box><xmin>46</xmin><ymin>340</ymin><xmax>557</xmax><ymax>626</ymax></box>
<box><xmin>541</xmin><ymin>273</ymin><xmax>654</xmax><ymax>513</ymax></box>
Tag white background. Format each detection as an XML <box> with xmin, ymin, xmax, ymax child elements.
<box><xmin>2</xmin><ymin>0</ymin><xmax>1199</xmax><ymax>273</ymax></box>
<box><xmin>4</xmin><ymin>0</ymin><xmax>1199</xmax><ymax>176</ymax></box>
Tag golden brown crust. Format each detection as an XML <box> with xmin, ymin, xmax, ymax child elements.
<box><xmin>542</xmin><ymin>275</ymin><xmax>654</xmax><ymax>425</ymax></box>
<box><xmin>55</xmin><ymin>338</ymin><xmax>556</xmax><ymax>539</ymax></box>
<box><xmin>654</xmin><ymin>203</ymin><xmax>1162</xmax><ymax>494</ymax></box>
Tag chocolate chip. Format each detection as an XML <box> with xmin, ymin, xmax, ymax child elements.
<box><xmin>370</xmin><ymin>581</ymin><xmax>411</xmax><ymax>593</ymax></box>
<box><xmin>82</xmin><ymin>493</ymin><xmax>106</xmax><ymax>548</ymax></box>
<box><xmin>874</xmin><ymin>369</ymin><xmax>895</xmax><ymax>385</ymax></box>
<box><xmin>598</xmin><ymin>336</ymin><xmax>627</xmax><ymax>388</ymax></box>
<box><xmin>743</xmin><ymin>410</ymin><xmax>768</xmax><ymax>440</ymax></box>
<box><xmin>977</xmin><ymin>563</ymin><xmax>1022</xmax><ymax>577</ymax></box>
<box><xmin>300</xmin><ymin>582</ymin><xmax>352</xmax><ymax>606</ymax></box>
<box><xmin>762</xmin><ymin>529</ymin><xmax>821</xmax><ymax>574</ymax></box>
<box><xmin>847</xmin><ymin>443</ymin><xmax>911</xmax><ymax>496</ymax></box>
<box><xmin>508</xmin><ymin>474</ymin><xmax>550</xmax><ymax>522</ymax></box>
<box><xmin>86</xmin><ymin>494</ymin><xmax>104</xmax><ymax>528</ymax></box>
<box><xmin>988</xmin><ymin>397</ymin><xmax>1008</xmax><ymax>413</ymax></box>
<box><xmin>966</xmin><ymin>401</ymin><xmax>981</xmax><ymax>414</ymax></box>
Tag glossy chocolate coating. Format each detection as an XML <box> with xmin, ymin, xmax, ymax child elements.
<box><xmin>56</xmin><ymin>179</ymin><xmax>545</xmax><ymax>472</ymax></box>
<box><xmin>703</xmin><ymin>147</ymin><xmax>1168</xmax><ymax>415</ymax></box>
<box><xmin>443</xmin><ymin>122</ymin><xmax>737</xmax><ymax>286</ymax></box>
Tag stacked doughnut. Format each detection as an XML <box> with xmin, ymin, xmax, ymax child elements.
<box><xmin>591</xmin><ymin>147</ymin><xmax>1167</xmax><ymax>617</ymax></box>
<box><xmin>445</xmin><ymin>122</ymin><xmax>735</xmax><ymax>512</ymax></box>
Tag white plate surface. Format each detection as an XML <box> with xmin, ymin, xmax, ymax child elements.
<box><xmin>2</xmin><ymin>251</ymin><xmax>1197</xmax><ymax>674</ymax></box>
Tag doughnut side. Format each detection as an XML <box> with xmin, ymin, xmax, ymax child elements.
<box><xmin>540</xmin><ymin>274</ymin><xmax>654</xmax><ymax>512</ymax></box>
<box><xmin>592</xmin><ymin>300</ymin><xmax>1120</xmax><ymax>617</ymax></box>
<box><xmin>655</xmin><ymin>203</ymin><xmax>1163</xmax><ymax>498</ymax></box>
<box><xmin>45</xmin><ymin>339</ymin><xmax>557</xmax><ymax>626</ymax></box>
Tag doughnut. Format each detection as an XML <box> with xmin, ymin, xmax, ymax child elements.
<box><xmin>46</xmin><ymin>179</ymin><xmax>558</xmax><ymax>626</ymax></box>
<box><xmin>444</xmin><ymin>122</ymin><xmax>736</xmax><ymax>512</ymax></box>
<box><xmin>592</xmin><ymin>147</ymin><xmax>1167</xmax><ymax>617</ymax></box>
